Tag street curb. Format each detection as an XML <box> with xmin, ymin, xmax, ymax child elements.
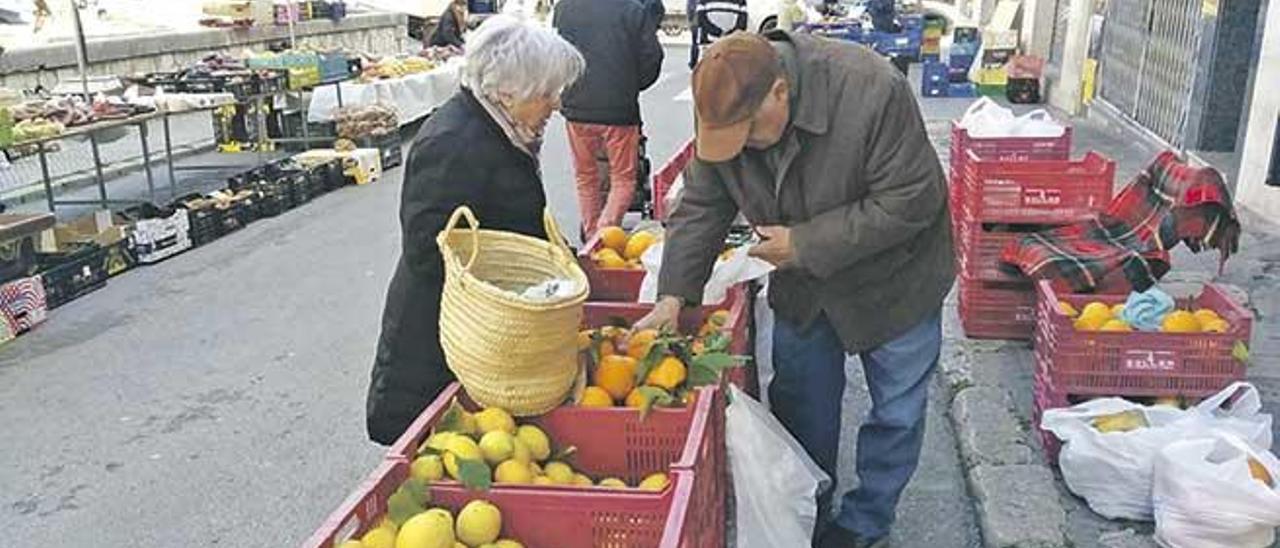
<box><xmin>939</xmin><ymin>310</ymin><xmax>1071</xmax><ymax>548</ymax></box>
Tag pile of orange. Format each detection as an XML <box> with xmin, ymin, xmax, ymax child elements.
<box><xmin>1061</xmin><ymin>300</ymin><xmax>1231</xmax><ymax>334</ymax></box>
<box><xmin>591</xmin><ymin>227</ymin><xmax>657</xmax><ymax>270</ymax></box>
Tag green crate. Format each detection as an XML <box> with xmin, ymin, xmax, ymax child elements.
<box><xmin>977</xmin><ymin>84</ymin><xmax>1007</xmax><ymax>97</ymax></box>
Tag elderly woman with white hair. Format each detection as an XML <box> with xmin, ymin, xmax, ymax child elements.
<box><xmin>366</xmin><ymin>16</ymin><xmax>585</xmax><ymax>444</ymax></box>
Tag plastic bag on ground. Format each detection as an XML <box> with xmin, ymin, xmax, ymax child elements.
<box><xmin>1040</xmin><ymin>382</ymin><xmax>1273</xmax><ymax>521</ymax></box>
<box><xmin>1153</xmin><ymin>433</ymin><xmax>1280</xmax><ymax>548</ymax></box>
<box><xmin>727</xmin><ymin>384</ymin><xmax>831</xmax><ymax>548</ymax></box>
<box><xmin>637</xmin><ymin>241</ymin><xmax>774</xmax><ymax>305</ymax></box>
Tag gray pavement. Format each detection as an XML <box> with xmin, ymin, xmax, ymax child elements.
<box><xmin>0</xmin><ymin>46</ymin><xmax>981</xmax><ymax>548</ymax></box>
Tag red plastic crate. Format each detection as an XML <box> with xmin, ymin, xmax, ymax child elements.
<box><xmin>954</xmin><ymin>219</ymin><xmax>1063</xmax><ymax>283</ymax></box>
<box><xmin>578</xmin><ymin>234</ymin><xmax>647</xmax><ymax>302</ymax></box>
<box><xmin>302</xmin><ymin>459</ymin><xmax>706</xmax><ymax>548</ymax></box>
<box><xmin>948</xmin><ymin>122</ymin><xmax>1072</xmax><ymax>170</ymax></box>
<box><xmin>1033</xmin><ymin>281</ymin><xmax>1252</xmax><ymax>398</ymax></box>
<box><xmin>652</xmin><ymin>139</ymin><xmax>695</xmax><ymax>221</ymax></box>
<box><xmin>958</xmin><ymin>276</ymin><xmax>1037</xmax><ymax>340</ymax></box>
<box><xmin>1032</xmin><ymin>367</ymin><xmax>1068</xmax><ymax>464</ymax></box>
<box><xmin>959</xmin><ymin>151</ymin><xmax>1114</xmax><ymax>224</ymax></box>
<box><xmin>582</xmin><ymin>285</ymin><xmax>757</xmax><ymax>395</ymax></box>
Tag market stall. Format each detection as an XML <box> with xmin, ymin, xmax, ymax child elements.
<box><xmin>307</xmin><ymin>57</ymin><xmax>465</xmax><ymax>126</ymax></box>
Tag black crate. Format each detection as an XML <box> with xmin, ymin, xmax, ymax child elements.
<box><xmin>321</xmin><ymin>159</ymin><xmax>350</xmax><ymax>191</ymax></box>
<box><xmin>173</xmin><ymin>195</ymin><xmax>226</xmax><ymax>247</ymax></box>
<box><xmin>1007</xmin><ymin>78</ymin><xmax>1042</xmax><ymax>104</ymax></box>
<box><xmin>0</xmin><ymin>235</ymin><xmax>36</xmax><ymax>285</ymax></box>
<box><xmin>102</xmin><ymin>239</ymin><xmax>137</xmax><ymax>278</ymax></box>
<box><xmin>359</xmin><ymin>131</ymin><xmax>403</xmax><ymax>169</ymax></box>
<box><xmin>36</xmin><ymin>243</ymin><xmax>109</xmax><ymax>310</ymax></box>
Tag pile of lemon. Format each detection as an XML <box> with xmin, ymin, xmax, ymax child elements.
<box><xmin>411</xmin><ymin>405</ymin><xmax>669</xmax><ymax>492</ymax></box>
<box><xmin>1062</xmin><ymin>301</ymin><xmax>1230</xmax><ymax>333</ymax></box>
<box><xmin>591</xmin><ymin>226</ymin><xmax>657</xmax><ymax>270</ymax></box>
<box><xmin>347</xmin><ymin>499</ymin><xmax>520</xmax><ymax>548</ymax></box>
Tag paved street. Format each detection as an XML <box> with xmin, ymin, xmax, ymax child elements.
<box><xmin>0</xmin><ymin>46</ymin><xmax>980</xmax><ymax>547</ymax></box>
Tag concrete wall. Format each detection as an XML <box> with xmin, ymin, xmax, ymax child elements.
<box><xmin>1235</xmin><ymin>0</ymin><xmax>1280</xmax><ymax>220</ymax></box>
<box><xmin>0</xmin><ymin>12</ymin><xmax>409</xmax><ymax>92</ymax></box>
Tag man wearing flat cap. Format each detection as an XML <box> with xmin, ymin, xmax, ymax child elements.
<box><xmin>638</xmin><ymin>31</ymin><xmax>954</xmax><ymax>547</ymax></box>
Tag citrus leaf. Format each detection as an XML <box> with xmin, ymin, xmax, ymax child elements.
<box><xmin>456</xmin><ymin>458</ymin><xmax>492</xmax><ymax>491</ymax></box>
<box><xmin>436</xmin><ymin>400</ymin><xmax>470</xmax><ymax>434</ymax></box>
<box><xmin>687</xmin><ymin>352</ymin><xmax>744</xmax><ymax>387</ymax></box>
<box><xmin>635</xmin><ymin>341</ymin><xmax>668</xmax><ymax>384</ymax></box>
<box><xmin>636</xmin><ymin>386</ymin><xmax>674</xmax><ymax>421</ymax></box>
<box><xmin>401</xmin><ymin>477</ymin><xmax>431</xmax><ymax>507</ymax></box>
<box><xmin>387</xmin><ymin>488</ymin><xmax>425</xmax><ymax>526</ymax></box>
<box><xmin>700</xmin><ymin>332</ymin><xmax>731</xmax><ymax>354</ymax></box>
<box><xmin>1233</xmin><ymin>341</ymin><xmax>1251</xmax><ymax>365</ymax></box>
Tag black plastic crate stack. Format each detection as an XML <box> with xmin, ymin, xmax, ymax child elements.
<box><xmin>358</xmin><ymin>131</ymin><xmax>403</xmax><ymax>169</ymax></box>
<box><xmin>0</xmin><ymin>235</ymin><xmax>37</xmax><ymax>284</ymax></box>
<box><xmin>35</xmin><ymin>243</ymin><xmax>109</xmax><ymax>310</ymax></box>
<box><xmin>172</xmin><ymin>195</ymin><xmax>227</xmax><ymax>247</ymax></box>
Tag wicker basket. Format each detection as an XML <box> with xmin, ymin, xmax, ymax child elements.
<box><xmin>436</xmin><ymin>206</ymin><xmax>589</xmax><ymax>416</ymax></box>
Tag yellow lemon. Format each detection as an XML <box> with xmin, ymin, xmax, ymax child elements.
<box><xmin>532</xmin><ymin>475</ymin><xmax>555</xmax><ymax>486</ymax></box>
<box><xmin>1058</xmin><ymin>301</ymin><xmax>1079</xmax><ymax>317</ymax></box>
<box><xmin>1099</xmin><ymin>319</ymin><xmax>1132</xmax><ymax>332</ymax></box>
<box><xmin>494</xmin><ymin>459</ymin><xmax>534</xmax><ymax>484</ymax></box>
<box><xmin>624</xmin><ymin>231</ymin><xmax>657</xmax><ymax>260</ymax></box>
<box><xmin>1201</xmin><ymin>318</ymin><xmax>1230</xmax><ymax>333</ymax></box>
<box><xmin>579</xmin><ymin>386</ymin><xmax>615</xmax><ymax>408</ymax></box>
<box><xmin>410</xmin><ymin>455</ymin><xmax>444</xmax><ymax>482</ymax></box>
<box><xmin>1074</xmin><ymin>314</ymin><xmax>1109</xmax><ymax>332</ymax></box>
<box><xmin>1193</xmin><ymin>309</ymin><xmax>1222</xmax><ymax>326</ymax></box>
<box><xmin>595</xmin><ymin>248</ymin><xmax>627</xmax><ymax>269</ymax></box>
<box><xmin>1080</xmin><ymin>302</ymin><xmax>1113</xmax><ymax>322</ymax></box>
<box><xmin>638</xmin><ymin>472</ymin><xmax>670</xmax><ymax>492</ymax></box>
<box><xmin>474</xmin><ymin>408</ymin><xmax>517</xmax><ymax>436</ymax></box>
<box><xmin>516</xmin><ymin>425</ymin><xmax>552</xmax><ymax>462</ymax></box>
<box><xmin>598</xmin><ymin>477</ymin><xmax>627</xmax><ymax>489</ymax></box>
<box><xmin>510</xmin><ymin>437</ymin><xmax>532</xmax><ymax>464</ymax></box>
<box><xmin>361</xmin><ymin>526</ymin><xmax>396</xmax><ymax>548</ymax></box>
<box><xmin>339</xmin><ymin>541</ymin><xmax>366</xmax><ymax>548</ymax></box>
<box><xmin>395</xmin><ymin>509</ymin><xmax>454</xmax><ymax>548</ymax></box>
<box><xmin>478</xmin><ymin>431</ymin><xmax>516</xmax><ymax>465</ymax></box>
<box><xmin>456</xmin><ymin>500</ymin><xmax>502</xmax><ymax>547</ymax></box>
<box><xmin>543</xmin><ymin>461</ymin><xmax>575</xmax><ymax>485</ymax></box>
<box><xmin>572</xmin><ymin>473</ymin><xmax>594</xmax><ymax>487</ymax></box>
<box><xmin>600</xmin><ymin>226</ymin><xmax>628</xmax><ymax>253</ymax></box>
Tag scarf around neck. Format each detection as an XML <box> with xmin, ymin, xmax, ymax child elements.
<box><xmin>471</xmin><ymin>87</ymin><xmax>544</xmax><ymax>160</ymax></box>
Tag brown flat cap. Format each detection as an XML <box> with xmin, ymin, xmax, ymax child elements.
<box><xmin>692</xmin><ymin>32</ymin><xmax>782</xmax><ymax>162</ymax></box>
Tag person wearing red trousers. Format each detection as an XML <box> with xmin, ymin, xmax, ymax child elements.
<box><xmin>553</xmin><ymin>0</ymin><xmax>664</xmax><ymax>239</ymax></box>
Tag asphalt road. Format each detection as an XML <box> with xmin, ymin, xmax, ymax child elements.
<box><xmin>0</xmin><ymin>46</ymin><xmax>979</xmax><ymax>547</ymax></box>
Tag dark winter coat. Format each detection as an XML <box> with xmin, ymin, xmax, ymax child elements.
<box><xmin>553</xmin><ymin>0</ymin><xmax>664</xmax><ymax>126</ymax></box>
<box><xmin>366</xmin><ymin>87</ymin><xmax>547</xmax><ymax>445</ymax></box>
<box><xmin>429</xmin><ymin>5</ymin><xmax>466</xmax><ymax>48</ymax></box>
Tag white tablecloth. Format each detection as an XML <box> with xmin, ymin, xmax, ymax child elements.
<box><xmin>307</xmin><ymin>59</ymin><xmax>464</xmax><ymax>126</ymax></box>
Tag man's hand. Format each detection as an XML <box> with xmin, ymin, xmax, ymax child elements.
<box><xmin>748</xmin><ymin>225</ymin><xmax>795</xmax><ymax>267</ymax></box>
<box><xmin>634</xmin><ymin>295</ymin><xmax>683</xmax><ymax>333</ymax></box>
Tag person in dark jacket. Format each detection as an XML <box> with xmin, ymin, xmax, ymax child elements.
<box><xmin>553</xmin><ymin>0</ymin><xmax>663</xmax><ymax>241</ymax></box>
<box><xmin>367</xmin><ymin>16</ymin><xmax>584</xmax><ymax>445</ymax></box>
<box><xmin>428</xmin><ymin>0</ymin><xmax>468</xmax><ymax>48</ymax></box>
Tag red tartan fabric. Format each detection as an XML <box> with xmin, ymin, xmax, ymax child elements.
<box><xmin>1000</xmin><ymin>151</ymin><xmax>1240</xmax><ymax>293</ymax></box>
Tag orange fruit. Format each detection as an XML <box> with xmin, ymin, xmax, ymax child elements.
<box><xmin>1080</xmin><ymin>302</ymin><xmax>1113</xmax><ymax>322</ymax></box>
<box><xmin>1192</xmin><ymin>309</ymin><xmax>1221</xmax><ymax>326</ymax></box>
<box><xmin>1074</xmin><ymin>315</ymin><xmax>1109</xmax><ymax>332</ymax></box>
<box><xmin>600</xmin><ymin>226</ymin><xmax>628</xmax><ymax>253</ymax></box>
<box><xmin>624</xmin><ymin>388</ymin><xmax>646</xmax><ymax>409</ymax></box>
<box><xmin>599</xmin><ymin>339</ymin><xmax>616</xmax><ymax>358</ymax></box>
<box><xmin>1059</xmin><ymin>301</ymin><xmax>1079</xmax><ymax>317</ymax></box>
<box><xmin>626</xmin><ymin>329</ymin><xmax>660</xmax><ymax>360</ymax></box>
<box><xmin>624</xmin><ymin>231</ymin><xmax>657</xmax><ymax>260</ymax></box>
<box><xmin>579</xmin><ymin>386</ymin><xmax>615</xmax><ymax>408</ymax></box>
<box><xmin>595</xmin><ymin>355</ymin><xmax>637</xmax><ymax>401</ymax></box>
<box><xmin>645</xmin><ymin>357</ymin><xmax>687</xmax><ymax>391</ymax></box>
<box><xmin>595</xmin><ymin>248</ymin><xmax>626</xmax><ymax>269</ymax></box>
<box><xmin>1099</xmin><ymin>319</ymin><xmax>1131</xmax><ymax>332</ymax></box>
<box><xmin>1201</xmin><ymin>318</ymin><xmax>1230</xmax><ymax>333</ymax></box>
<box><xmin>1161</xmin><ymin>311</ymin><xmax>1201</xmax><ymax>334</ymax></box>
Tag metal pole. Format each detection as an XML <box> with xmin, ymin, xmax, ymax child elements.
<box><xmin>287</xmin><ymin>3</ymin><xmax>298</xmax><ymax>49</ymax></box>
<box><xmin>70</xmin><ymin>0</ymin><xmax>91</xmax><ymax>98</ymax></box>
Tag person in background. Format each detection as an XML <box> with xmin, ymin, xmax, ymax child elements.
<box><xmin>366</xmin><ymin>16</ymin><xmax>584</xmax><ymax>445</ymax></box>
<box><xmin>866</xmin><ymin>0</ymin><xmax>900</xmax><ymax>33</ymax></box>
<box><xmin>553</xmin><ymin>0</ymin><xmax>663</xmax><ymax>241</ymax></box>
<box><xmin>637</xmin><ymin>31</ymin><xmax>953</xmax><ymax>548</ymax></box>
<box><xmin>428</xmin><ymin>0</ymin><xmax>468</xmax><ymax>48</ymax></box>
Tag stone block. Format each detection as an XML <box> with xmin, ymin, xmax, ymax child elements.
<box><xmin>970</xmin><ymin>464</ymin><xmax>1068</xmax><ymax>548</ymax></box>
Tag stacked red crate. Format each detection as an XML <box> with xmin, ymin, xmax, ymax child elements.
<box><xmin>949</xmin><ymin>122</ymin><xmax>1116</xmax><ymax>340</ymax></box>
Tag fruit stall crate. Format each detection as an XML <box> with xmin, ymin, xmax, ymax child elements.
<box><xmin>582</xmin><ymin>286</ymin><xmax>756</xmax><ymax>395</ymax></box>
<box><xmin>303</xmin><ymin>459</ymin><xmax>703</xmax><ymax>548</ymax></box>
<box><xmin>957</xmin><ymin>150</ymin><xmax>1115</xmax><ymax>225</ymax></box>
<box><xmin>119</xmin><ymin>204</ymin><xmax>192</xmax><ymax>265</ymax></box>
<box><xmin>357</xmin><ymin>131</ymin><xmax>404</xmax><ymax>170</ymax></box>
<box><xmin>652</xmin><ymin>139</ymin><xmax>695</xmax><ymax>221</ymax></box>
<box><xmin>948</xmin><ymin>122</ymin><xmax>1072</xmax><ymax>179</ymax></box>
<box><xmin>34</xmin><ymin>242</ymin><xmax>110</xmax><ymax>310</ymax></box>
<box><xmin>1033</xmin><ymin>280</ymin><xmax>1252</xmax><ymax>399</ymax></box>
<box><xmin>374</xmin><ymin>381</ymin><xmax>726</xmax><ymax>548</ymax></box>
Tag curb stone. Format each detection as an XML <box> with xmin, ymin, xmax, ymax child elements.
<box><xmin>969</xmin><ymin>464</ymin><xmax>1070</xmax><ymax>548</ymax></box>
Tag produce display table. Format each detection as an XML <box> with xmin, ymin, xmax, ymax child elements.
<box><xmin>0</xmin><ymin>213</ymin><xmax>55</xmax><ymax>243</ymax></box>
<box><xmin>306</xmin><ymin>59</ymin><xmax>464</xmax><ymax>126</ymax></box>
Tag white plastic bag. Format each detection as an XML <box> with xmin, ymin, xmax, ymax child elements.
<box><xmin>1153</xmin><ymin>434</ymin><xmax>1280</xmax><ymax>548</ymax></box>
<box><xmin>957</xmin><ymin>98</ymin><xmax>1066</xmax><ymax>138</ymax></box>
<box><xmin>1040</xmin><ymin>382</ymin><xmax>1273</xmax><ymax>521</ymax></box>
<box><xmin>637</xmin><ymin>241</ymin><xmax>774</xmax><ymax>305</ymax></box>
<box><xmin>726</xmin><ymin>385</ymin><xmax>831</xmax><ymax>548</ymax></box>
<box><xmin>752</xmin><ymin>281</ymin><xmax>776</xmax><ymax>407</ymax></box>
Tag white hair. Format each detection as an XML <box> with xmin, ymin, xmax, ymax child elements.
<box><xmin>463</xmin><ymin>15</ymin><xmax>585</xmax><ymax>102</ymax></box>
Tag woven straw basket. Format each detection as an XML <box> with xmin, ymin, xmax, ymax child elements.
<box><xmin>436</xmin><ymin>206</ymin><xmax>589</xmax><ymax>416</ymax></box>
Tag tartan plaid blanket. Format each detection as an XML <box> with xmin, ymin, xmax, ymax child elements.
<box><xmin>1001</xmin><ymin>151</ymin><xmax>1240</xmax><ymax>293</ymax></box>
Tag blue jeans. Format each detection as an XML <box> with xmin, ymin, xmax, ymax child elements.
<box><xmin>769</xmin><ymin>311</ymin><xmax>942</xmax><ymax>541</ymax></box>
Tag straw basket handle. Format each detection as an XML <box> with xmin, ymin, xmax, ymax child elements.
<box><xmin>443</xmin><ymin>206</ymin><xmax>482</xmax><ymax>272</ymax></box>
<box><xmin>541</xmin><ymin>209</ymin><xmax>573</xmax><ymax>258</ymax></box>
